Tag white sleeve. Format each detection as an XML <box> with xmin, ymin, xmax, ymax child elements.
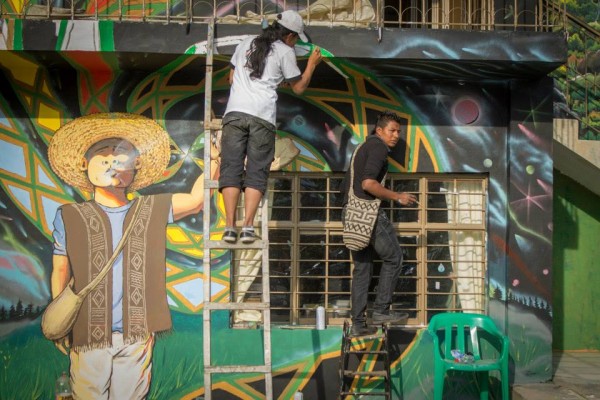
<box><xmin>52</xmin><ymin>208</ymin><xmax>67</xmax><ymax>256</ymax></box>
<box><xmin>231</xmin><ymin>40</ymin><xmax>246</xmax><ymax>69</ymax></box>
<box><xmin>231</xmin><ymin>37</ymin><xmax>255</xmax><ymax>69</ymax></box>
<box><xmin>168</xmin><ymin>205</ymin><xmax>174</xmax><ymax>224</ymax></box>
<box><xmin>280</xmin><ymin>47</ymin><xmax>302</xmax><ymax>81</ymax></box>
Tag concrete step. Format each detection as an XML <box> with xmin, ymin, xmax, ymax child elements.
<box><xmin>512</xmin><ymin>379</ymin><xmax>600</xmax><ymax>400</ymax></box>
<box><xmin>513</xmin><ymin>383</ymin><xmax>586</xmax><ymax>400</ymax></box>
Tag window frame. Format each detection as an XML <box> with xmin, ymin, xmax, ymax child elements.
<box><xmin>231</xmin><ymin>172</ymin><xmax>489</xmax><ymax>327</ymax></box>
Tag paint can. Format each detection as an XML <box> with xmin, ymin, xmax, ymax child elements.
<box><xmin>316</xmin><ymin>306</ymin><xmax>326</xmax><ymax>330</ymax></box>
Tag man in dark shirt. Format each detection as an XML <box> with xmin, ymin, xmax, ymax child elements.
<box><xmin>342</xmin><ymin>111</ymin><xmax>417</xmax><ymax>336</ymax></box>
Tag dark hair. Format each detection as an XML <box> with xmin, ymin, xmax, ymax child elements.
<box><xmin>371</xmin><ymin>111</ymin><xmax>403</xmax><ymax>135</ymax></box>
<box><xmin>246</xmin><ymin>18</ymin><xmax>296</xmax><ymax>80</ymax></box>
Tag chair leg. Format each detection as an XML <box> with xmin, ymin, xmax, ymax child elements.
<box><xmin>433</xmin><ymin>368</ymin><xmax>444</xmax><ymax>400</ymax></box>
<box><xmin>479</xmin><ymin>371</ymin><xmax>489</xmax><ymax>400</ymax></box>
<box><xmin>501</xmin><ymin>365</ymin><xmax>510</xmax><ymax>400</ymax></box>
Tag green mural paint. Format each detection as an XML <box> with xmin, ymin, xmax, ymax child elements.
<box><xmin>55</xmin><ymin>21</ymin><xmax>68</xmax><ymax>51</ymax></box>
<box><xmin>0</xmin><ymin>220</ymin><xmax>42</xmax><ymax>261</ymax></box>
<box><xmin>99</xmin><ymin>21</ymin><xmax>115</xmax><ymax>51</ymax></box>
<box><xmin>13</xmin><ymin>19</ymin><xmax>23</xmax><ymax>50</ymax></box>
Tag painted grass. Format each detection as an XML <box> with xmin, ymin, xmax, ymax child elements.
<box><xmin>0</xmin><ymin>322</ymin><xmax>69</xmax><ymax>400</ymax></box>
<box><xmin>0</xmin><ymin>313</ymin><xmax>206</xmax><ymax>400</ymax></box>
<box><xmin>0</xmin><ymin>304</ymin><xmax>552</xmax><ymax>399</ymax></box>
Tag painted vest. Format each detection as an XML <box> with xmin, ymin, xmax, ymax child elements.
<box><xmin>61</xmin><ymin>194</ymin><xmax>173</xmax><ymax>350</ymax></box>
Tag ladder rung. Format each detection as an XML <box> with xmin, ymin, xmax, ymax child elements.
<box><xmin>206</xmin><ymin>119</ymin><xmax>222</xmax><ymax>130</ymax></box>
<box><xmin>205</xmin><ymin>365</ymin><xmax>270</xmax><ymax>374</ymax></box>
<box><xmin>206</xmin><ymin>240</ymin><xmax>266</xmax><ymax>250</ymax></box>
<box><xmin>204</xmin><ymin>302</ymin><xmax>270</xmax><ymax>311</ymax></box>
<box><xmin>346</xmin><ymin>333</ymin><xmax>384</xmax><ymax>340</ymax></box>
<box><xmin>205</xmin><ymin>179</ymin><xmax>219</xmax><ymax>189</ymax></box>
<box><xmin>343</xmin><ymin>370</ymin><xmax>388</xmax><ymax>377</ymax></box>
<box><xmin>347</xmin><ymin>350</ymin><xmax>388</xmax><ymax>355</ymax></box>
<box><xmin>340</xmin><ymin>391</ymin><xmax>390</xmax><ymax>397</ymax></box>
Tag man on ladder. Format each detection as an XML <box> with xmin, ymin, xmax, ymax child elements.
<box><xmin>202</xmin><ymin>10</ymin><xmax>322</xmax><ymax>399</ymax></box>
<box><xmin>218</xmin><ymin>10</ymin><xmax>322</xmax><ymax>244</ymax></box>
<box><xmin>341</xmin><ymin>111</ymin><xmax>416</xmax><ymax>337</ymax></box>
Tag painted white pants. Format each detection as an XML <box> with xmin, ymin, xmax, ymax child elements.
<box><xmin>69</xmin><ymin>332</ymin><xmax>154</xmax><ymax>400</ymax></box>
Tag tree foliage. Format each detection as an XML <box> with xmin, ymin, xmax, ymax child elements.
<box><xmin>563</xmin><ymin>0</ymin><xmax>600</xmax><ymax>24</ymax></box>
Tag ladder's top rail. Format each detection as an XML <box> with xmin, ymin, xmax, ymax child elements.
<box><xmin>5</xmin><ymin>0</ymin><xmax>566</xmax><ymax>32</ymax></box>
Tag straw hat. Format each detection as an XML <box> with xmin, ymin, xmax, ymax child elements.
<box><xmin>48</xmin><ymin>113</ymin><xmax>171</xmax><ymax>193</ymax></box>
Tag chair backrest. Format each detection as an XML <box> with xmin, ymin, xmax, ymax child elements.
<box><xmin>427</xmin><ymin>312</ymin><xmax>505</xmax><ymax>361</ymax></box>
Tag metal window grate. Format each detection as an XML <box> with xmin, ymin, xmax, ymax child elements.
<box><xmin>231</xmin><ymin>172</ymin><xmax>488</xmax><ymax>326</ymax></box>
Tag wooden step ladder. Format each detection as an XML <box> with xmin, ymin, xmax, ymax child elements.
<box><xmin>339</xmin><ymin>321</ymin><xmax>391</xmax><ymax>399</ymax></box>
<box><xmin>202</xmin><ymin>19</ymin><xmax>273</xmax><ymax>400</ymax></box>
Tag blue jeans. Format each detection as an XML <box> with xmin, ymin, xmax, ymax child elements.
<box><xmin>218</xmin><ymin>111</ymin><xmax>276</xmax><ymax>194</ymax></box>
<box><xmin>348</xmin><ymin>208</ymin><xmax>403</xmax><ymax>324</ymax></box>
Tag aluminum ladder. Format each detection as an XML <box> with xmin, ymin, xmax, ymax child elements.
<box><xmin>202</xmin><ymin>19</ymin><xmax>273</xmax><ymax>400</ymax></box>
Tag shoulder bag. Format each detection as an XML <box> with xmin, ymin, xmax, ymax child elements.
<box><xmin>342</xmin><ymin>143</ymin><xmax>385</xmax><ymax>251</ymax></box>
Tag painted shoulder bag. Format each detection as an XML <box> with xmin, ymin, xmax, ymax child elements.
<box><xmin>342</xmin><ymin>143</ymin><xmax>385</xmax><ymax>251</ymax></box>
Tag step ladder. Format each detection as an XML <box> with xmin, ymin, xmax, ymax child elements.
<box><xmin>339</xmin><ymin>321</ymin><xmax>391</xmax><ymax>399</ymax></box>
<box><xmin>202</xmin><ymin>19</ymin><xmax>273</xmax><ymax>400</ymax></box>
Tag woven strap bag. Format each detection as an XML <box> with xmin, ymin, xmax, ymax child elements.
<box><xmin>342</xmin><ymin>143</ymin><xmax>384</xmax><ymax>251</ymax></box>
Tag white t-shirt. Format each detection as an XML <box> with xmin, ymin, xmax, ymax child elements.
<box><xmin>225</xmin><ymin>36</ymin><xmax>302</xmax><ymax>125</ymax></box>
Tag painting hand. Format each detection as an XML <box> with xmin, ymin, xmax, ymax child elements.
<box><xmin>310</xmin><ymin>46</ymin><xmax>323</xmax><ymax>66</ymax></box>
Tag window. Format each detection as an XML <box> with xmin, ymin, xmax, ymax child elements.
<box><xmin>231</xmin><ymin>173</ymin><xmax>488</xmax><ymax>327</ymax></box>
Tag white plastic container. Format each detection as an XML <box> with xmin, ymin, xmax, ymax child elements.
<box><xmin>316</xmin><ymin>306</ymin><xmax>326</xmax><ymax>330</ymax></box>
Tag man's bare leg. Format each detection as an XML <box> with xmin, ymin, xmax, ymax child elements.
<box><xmin>243</xmin><ymin>187</ymin><xmax>263</xmax><ymax>227</ymax></box>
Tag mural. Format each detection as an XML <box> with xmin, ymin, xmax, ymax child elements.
<box><xmin>42</xmin><ymin>112</ymin><xmax>214</xmax><ymax>398</ymax></box>
<box><xmin>6</xmin><ymin>0</ymin><xmax>378</xmax><ymax>26</ymax></box>
<box><xmin>0</xmin><ymin>22</ymin><xmax>556</xmax><ymax>400</ymax></box>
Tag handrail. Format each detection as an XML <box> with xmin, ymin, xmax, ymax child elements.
<box><xmin>552</xmin><ymin>0</ymin><xmax>600</xmax><ymax>140</ymax></box>
<box><xmin>563</xmin><ymin>8</ymin><xmax>600</xmax><ymax>40</ymax></box>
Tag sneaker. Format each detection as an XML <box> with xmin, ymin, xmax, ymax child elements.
<box><xmin>371</xmin><ymin>311</ymin><xmax>409</xmax><ymax>325</ymax></box>
<box><xmin>240</xmin><ymin>228</ymin><xmax>257</xmax><ymax>244</ymax></box>
<box><xmin>223</xmin><ymin>228</ymin><xmax>237</xmax><ymax>243</ymax></box>
<box><xmin>350</xmin><ymin>322</ymin><xmax>378</xmax><ymax>337</ymax></box>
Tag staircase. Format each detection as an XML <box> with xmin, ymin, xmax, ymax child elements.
<box><xmin>552</xmin><ymin>3</ymin><xmax>600</xmax><ymax>196</ymax></box>
<box><xmin>553</xmin><ymin>8</ymin><xmax>600</xmax><ymax>136</ymax></box>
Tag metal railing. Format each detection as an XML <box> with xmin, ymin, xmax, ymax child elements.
<box><xmin>552</xmin><ymin>7</ymin><xmax>600</xmax><ymax>140</ymax></box>
<box><xmin>1</xmin><ymin>0</ymin><xmax>565</xmax><ymax>31</ymax></box>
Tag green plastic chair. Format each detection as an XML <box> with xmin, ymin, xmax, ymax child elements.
<box><xmin>427</xmin><ymin>312</ymin><xmax>510</xmax><ymax>400</ymax></box>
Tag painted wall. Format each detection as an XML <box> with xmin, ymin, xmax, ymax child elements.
<box><xmin>0</xmin><ymin>22</ymin><xmax>558</xmax><ymax>400</ymax></box>
<box><xmin>553</xmin><ymin>170</ymin><xmax>600</xmax><ymax>351</ymax></box>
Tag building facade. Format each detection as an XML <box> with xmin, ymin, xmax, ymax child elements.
<box><xmin>0</xmin><ymin>1</ymin><xmax>566</xmax><ymax>398</ymax></box>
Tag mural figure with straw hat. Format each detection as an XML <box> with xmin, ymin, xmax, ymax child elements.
<box><xmin>45</xmin><ymin>112</ymin><xmax>214</xmax><ymax>399</ymax></box>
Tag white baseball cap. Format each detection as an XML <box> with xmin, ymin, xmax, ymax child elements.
<box><xmin>277</xmin><ymin>10</ymin><xmax>308</xmax><ymax>42</ymax></box>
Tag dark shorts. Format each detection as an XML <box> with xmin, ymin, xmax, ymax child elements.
<box><xmin>218</xmin><ymin>111</ymin><xmax>276</xmax><ymax>194</ymax></box>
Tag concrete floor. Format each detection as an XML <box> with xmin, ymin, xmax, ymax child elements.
<box><xmin>512</xmin><ymin>351</ymin><xmax>600</xmax><ymax>400</ymax></box>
